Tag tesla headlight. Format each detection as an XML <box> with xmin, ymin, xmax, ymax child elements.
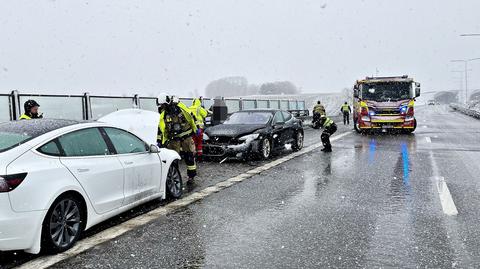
<box><xmin>203</xmin><ymin>133</ymin><xmax>210</xmax><ymax>141</ymax></box>
<box><xmin>238</xmin><ymin>134</ymin><xmax>259</xmax><ymax>141</ymax></box>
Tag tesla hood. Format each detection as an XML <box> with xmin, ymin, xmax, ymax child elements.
<box><xmin>99</xmin><ymin>109</ymin><xmax>159</xmax><ymax>145</ymax></box>
<box><xmin>205</xmin><ymin>124</ymin><xmax>266</xmax><ymax>138</ymax></box>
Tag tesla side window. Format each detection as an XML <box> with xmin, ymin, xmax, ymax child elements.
<box><xmin>282</xmin><ymin>111</ymin><xmax>292</xmax><ymax>121</ymax></box>
<box><xmin>58</xmin><ymin>128</ymin><xmax>111</xmax><ymax>157</ymax></box>
<box><xmin>274</xmin><ymin>112</ymin><xmax>284</xmax><ymax>124</ymax></box>
<box><xmin>38</xmin><ymin>140</ymin><xmax>61</xmax><ymax>156</ymax></box>
<box><xmin>103</xmin><ymin>128</ymin><xmax>148</xmax><ymax>154</ymax></box>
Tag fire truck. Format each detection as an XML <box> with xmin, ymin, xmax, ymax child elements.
<box><xmin>353</xmin><ymin>75</ymin><xmax>421</xmax><ymax>133</ymax></box>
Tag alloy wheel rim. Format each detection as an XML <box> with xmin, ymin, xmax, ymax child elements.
<box><xmin>50</xmin><ymin>199</ymin><xmax>81</xmax><ymax>248</ymax></box>
<box><xmin>167</xmin><ymin>166</ymin><xmax>181</xmax><ymax>196</ymax></box>
<box><xmin>263</xmin><ymin>139</ymin><xmax>271</xmax><ymax>158</ymax></box>
<box><xmin>297</xmin><ymin>133</ymin><xmax>304</xmax><ymax>148</ymax></box>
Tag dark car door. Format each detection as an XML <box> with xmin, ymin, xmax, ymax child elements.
<box><xmin>272</xmin><ymin>111</ymin><xmax>286</xmax><ymax>148</ymax></box>
<box><xmin>281</xmin><ymin>111</ymin><xmax>295</xmax><ymax>142</ymax></box>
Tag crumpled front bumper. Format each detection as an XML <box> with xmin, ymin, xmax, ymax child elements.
<box><xmin>203</xmin><ymin>140</ymin><xmax>261</xmax><ymax>158</ymax></box>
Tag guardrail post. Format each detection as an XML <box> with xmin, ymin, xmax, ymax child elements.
<box><xmin>83</xmin><ymin>92</ymin><xmax>91</xmax><ymax>120</ymax></box>
<box><xmin>11</xmin><ymin>90</ymin><xmax>20</xmax><ymax>120</ymax></box>
<box><xmin>134</xmin><ymin>94</ymin><xmax>139</xmax><ymax>108</ymax></box>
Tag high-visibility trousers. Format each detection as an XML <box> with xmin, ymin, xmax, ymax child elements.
<box><xmin>167</xmin><ymin>137</ymin><xmax>197</xmax><ymax>178</ymax></box>
<box><xmin>193</xmin><ymin>129</ymin><xmax>204</xmax><ymax>156</ymax></box>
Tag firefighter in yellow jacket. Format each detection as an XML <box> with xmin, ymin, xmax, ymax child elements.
<box><xmin>157</xmin><ymin>94</ymin><xmax>198</xmax><ymax>182</ymax></box>
<box><xmin>189</xmin><ymin>97</ymin><xmax>209</xmax><ymax>157</ymax></box>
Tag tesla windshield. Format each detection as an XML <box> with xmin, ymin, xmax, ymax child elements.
<box><xmin>362</xmin><ymin>82</ymin><xmax>411</xmax><ymax>102</ymax></box>
<box><xmin>224</xmin><ymin>112</ymin><xmax>272</xmax><ymax>125</ymax></box>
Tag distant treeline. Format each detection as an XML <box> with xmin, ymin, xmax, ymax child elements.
<box><xmin>205</xmin><ymin>76</ymin><xmax>299</xmax><ymax>98</ymax></box>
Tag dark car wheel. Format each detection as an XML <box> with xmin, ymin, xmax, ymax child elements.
<box><xmin>292</xmin><ymin>131</ymin><xmax>304</xmax><ymax>151</ymax></box>
<box><xmin>166</xmin><ymin>163</ymin><xmax>183</xmax><ymax>199</ymax></box>
<box><xmin>259</xmin><ymin>138</ymin><xmax>272</xmax><ymax>159</ymax></box>
<box><xmin>42</xmin><ymin>194</ymin><xmax>85</xmax><ymax>254</ymax></box>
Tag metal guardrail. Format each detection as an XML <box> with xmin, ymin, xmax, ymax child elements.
<box><xmin>450</xmin><ymin>103</ymin><xmax>480</xmax><ymax>119</ymax></box>
<box><xmin>0</xmin><ymin>91</ymin><xmax>309</xmax><ymax>121</ymax></box>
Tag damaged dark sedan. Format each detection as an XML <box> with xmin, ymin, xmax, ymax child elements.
<box><xmin>203</xmin><ymin>109</ymin><xmax>304</xmax><ymax>160</ymax></box>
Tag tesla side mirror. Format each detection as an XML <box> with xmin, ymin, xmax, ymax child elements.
<box><xmin>149</xmin><ymin>144</ymin><xmax>160</xmax><ymax>153</ymax></box>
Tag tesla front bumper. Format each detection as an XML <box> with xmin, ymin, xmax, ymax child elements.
<box><xmin>203</xmin><ymin>140</ymin><xmax>261</xmax><ymax>158</ymax></box>
<box><xmin>0</xmin><ymin>194</ymin><xmax>46</xmax><ymax>253</ymax></box>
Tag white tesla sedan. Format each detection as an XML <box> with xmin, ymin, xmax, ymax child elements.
<box><xmin>0</xmin><ymin>109</ymin><xmax>182</xmax><ymax>254</ymax></box>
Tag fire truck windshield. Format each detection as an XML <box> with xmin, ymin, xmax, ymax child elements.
<box><xmin>361</xmin><ymin>82</ymin><xmax>411</xmax><ymax>102</ymax></box>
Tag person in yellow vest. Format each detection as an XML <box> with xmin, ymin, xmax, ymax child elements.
<box><xmin>313</xmin><ymin>101</ymin><xmax>326</xmax><ymax>116</ymax></box>
<box><xmin>189</xmin><ymin>97</ymin><xmax>210</xmax><ymax>157</ymax></box>
<box><xmin>319</xmin><ymin>115</ymin><xmax>337</xmax><ymax>152</ymax></box>
<box><xmin>340</xmin><ymin>102</ymin><xmax>351</xmax><ymax>125</ymax></box>
<box><xmin>157</xmin><ymin>94</ymin><xmax>199</xmax><ymax>182</ymax></box>
<box><xmin>19</xmin><ymin>100</ymin><xmax>43</xmax><ymax>120</ymax></box>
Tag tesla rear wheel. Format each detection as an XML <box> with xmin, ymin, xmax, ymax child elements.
<box><xmin>42</xmin><ymin>194</ymin><xmax>84</xmax><ymax>253</ymax></box>
<box><xmin>259</xmin><ymin>138</ymin><xmax>272</xmax><ymax>160</ymax></box>
<box><xmin>166</xmin><ymin>163</ymin><xmax>183</xmax><ymax>199</ymax></box>
<box><xmin>292</xmin><ymin>131</ymin><xmax>304</xmax><ymax>152</ymax></box>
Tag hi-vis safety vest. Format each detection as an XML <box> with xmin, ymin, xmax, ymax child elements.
<box><xmin>189</xmin><ymin>98</ymin><xmax>208</xmax><ymax>128</ymax></box>
<box><xmin>323</xmin><ymin>117</ymin><xmax>334</xmax><ymax>128</ymax></box>
<box><xmin>313</xmin><ymin>104</ymin><xmax>326</xmax><ymax>115</ymax></box>
<box><xmin>158</xmin><ymin>102</ymin><xmax>197</xmax><ymax>145</ymax></box>
<box><xmin>19</xmin><ymin>114</ymin><xmax>32</xmax><ymax>120</ymax></box>
<box><xmin>341</xmin><ymin>104</ymin><xmax>350</xmax><ymax>112</ymax></box>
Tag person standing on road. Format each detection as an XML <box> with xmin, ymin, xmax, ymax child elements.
<box><xmin>313</xmin><ymin>101</ymin><xmax>326</xmax><ymax>116</ymax></box>
<box><xmin>20</xmin><ymin>100</ymin><xmax>43</xmax><ymax>120</ymax></box>
<box><xmin>340</xmin><ymin>102</ymin><xmax>351</xmax><ymax>125</ymax></box>
<box><xmin>312</xmin><ymin>101</ymin><xmax>326</xmax><ymax>128</ymax></box>
<box><xmin>157</xmin><ymin>94</ymin><xmax>199</xmax><ymax>182</ymax></box>
<box><xmin>189</xmin><ymin>97</ymin><xmax>210</xmax><ymax>158</ymax></box>
<box><xmin>319</xmin><ymin>115</ymin><xmax>337</xmax><ymax>152</ymax></box>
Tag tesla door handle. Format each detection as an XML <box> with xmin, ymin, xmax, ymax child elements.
<box><xmin>124</xmin><ymin>161</ymin><xmax>134</xmax><ymax>165</ymax></box>
<box><xmin>77</xmin><ymin>168</ymin><xmax>90</xmax><ymax>173</ymax></box>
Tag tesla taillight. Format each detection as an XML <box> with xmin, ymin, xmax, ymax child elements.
<box><xmin>0</xmin><ymin>173</ymin><xmax>27</xmax><ymax>192</ymax></box>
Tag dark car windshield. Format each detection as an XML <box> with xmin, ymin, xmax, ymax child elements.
<box><xmin>224</xmin><ymin>112</ymin><xmax>272</xmax><ymax>125</ymax></box>
<box><xmin>0</xmin><ymin>119</ymin><xmax>79</xmax><ymax>153</ymax></box>
<box><xmin>362</xmin><ymin>82</ymin><xmax>411</xmax><ymax>102</ymax></box>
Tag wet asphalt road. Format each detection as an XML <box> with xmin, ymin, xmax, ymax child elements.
<box><xmin>5</xmin><ymin>106</ymin><xmax>480</xmax><ymax>268</ymax></box>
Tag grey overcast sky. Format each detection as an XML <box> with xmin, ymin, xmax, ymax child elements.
<box><xmin>1</xmin><ymin>0</ymin><xmax>480</xmax><ymax>96</ymax></box>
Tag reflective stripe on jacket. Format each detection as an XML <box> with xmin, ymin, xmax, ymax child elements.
<box><xmin>158</xmin><ymin>102</ymin><xmax>198</xmax><ymax>145</ymax></box>
<box><xmin>189</xmin><ymin>98</ymin><xmax>208</xmax><ymax>128</ymax></box>
<box><xmin>323</xmin><ymin>117</ymin><xmax>334</xmax><ymax>128</ymax></box>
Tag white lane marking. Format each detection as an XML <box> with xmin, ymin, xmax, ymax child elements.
<box><xmin>425</xmin><ymin>137</ymin><xmax>432</xmax><ymax>143</ymax></box>
<box><xmin>18</xmin><ymin>131</ymin><xmax>353</xmax><ymax>269</ymax></box>
<box><xmin>428</xmin><ymin>151</ymin><xmax>458</xmax><ymax>216</ymax></box>
<box><xmin>435</xmin><ymin>176</ymin><xmax>459</xmax><ymax>216</ymax></box>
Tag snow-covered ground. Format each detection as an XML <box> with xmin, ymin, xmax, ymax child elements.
<box><xmin>451</xmin><ymin>100</ymin><xmax>480</xmax><ymax>119</ymax></box>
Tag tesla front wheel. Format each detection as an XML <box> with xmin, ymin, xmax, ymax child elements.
<box><xmin>292</xmin><ymin>131</ymin><xmax>304</xmax><ymax>152</ymax></box>
<box><xmin>166</xmin><ymin>163</ymin><xmax>183</xmax><ymax>199</ymax></box>
<box><xmin>259</xmin><ymin>138</ymin><xmax>272</xmax><ymax>160</ymax></box>
<box><xmin>42</xmin><ymin>194</ymin><xmax>85</xmax><ymax>253</ymax></box>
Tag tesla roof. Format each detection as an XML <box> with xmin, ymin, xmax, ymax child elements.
<box><xmin>0</xmin><ymin>119</ymin><xmax>82</xmax><ymax>137</ymax></box>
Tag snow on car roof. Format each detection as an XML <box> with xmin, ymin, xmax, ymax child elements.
<box><xmin>0</xmin><ymin>119</ymin><xmax>82</xmax><ymax>137</ymax></box>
